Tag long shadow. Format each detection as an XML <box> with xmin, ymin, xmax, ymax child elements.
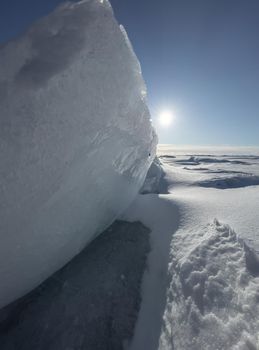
<box><xmin>0</xmin><ymin>221</ymin><xmax>150</xmax><ymax>350</ymax></box>
<box><xmin>0</xmin><ymin>159</ymin><xmax>178</xmax><ymax>350</ymax></box>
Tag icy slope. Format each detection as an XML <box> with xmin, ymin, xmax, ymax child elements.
<box><xmin>0</xmin><ymin>0</ymin><xmax>156</xmax><ymax>307</ymax></box>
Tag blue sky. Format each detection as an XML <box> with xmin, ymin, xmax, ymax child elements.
<box><xmin>1</xmin><ymin>0</ymin><xmax>259</xmax><ymax>145</ymax></box>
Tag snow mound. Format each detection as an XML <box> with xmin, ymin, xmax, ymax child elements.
<box><xmin>160</xmin><ymin>220</ymin><xmax>259</xmax><ymax>350</ymax></box>
<box><xmin>198</xmin><ymin>175</ymin><xmax>259</xmax><ymax>189</ymax></box>
<box><xmin>0</xmin><ymin>0</ymin><xmax>156</xmax><ymax>307</ymax></box>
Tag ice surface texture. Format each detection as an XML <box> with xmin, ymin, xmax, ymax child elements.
<box><xmin>0</xmin><ymin>0</ymin><xmax>157</xmax><ymax>307</ymax></box>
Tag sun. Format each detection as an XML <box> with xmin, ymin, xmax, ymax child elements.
<box><xmin>158</xmin><ymin>110</ymin><xmax>174</xmax><ymax>127</ymax></box>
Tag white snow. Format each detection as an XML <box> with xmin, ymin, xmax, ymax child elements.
<box><xmin>126</xmin><ymin>145</ymin><xmax>259</xmax><ymax>350</ymax></box>
<box><xmin>0</xmin><ymin>0</ymin><xmax>156</xmax><ymax>308</ymax></box>
<box><xmin>123</xmin><ymin>194</ymin><xmax>178</xmax><ymax>350</ymax></box>
<box><xmin>160</xmin><ymin>220</ymin><xmax>259</xmax><ymax>350</ymax></box>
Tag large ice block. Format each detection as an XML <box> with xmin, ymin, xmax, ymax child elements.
<box><xmin>0</xmin><ymin>0</ymin><xmax>157</xmax><ymax>307</ymax></box>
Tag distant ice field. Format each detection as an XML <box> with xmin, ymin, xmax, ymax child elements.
<box><xmin>158</xmin><ymin>144</ymin><xmax>259</xmax><ymax>157</ymax></box>
<box><xmin>158</xmin><ymin>144</ymin><xmax>259</xmax><ymax>251</ymax></box>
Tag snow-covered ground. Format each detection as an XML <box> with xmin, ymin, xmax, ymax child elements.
<box><xmin>1</xmin><ymin>145</ymin><xmax>259</xmax><ymax>349</ymax></box>
<box><xmin>126</xmin><ymin>145</ymin><xmax>259</xmax><ymax>350</ymax></box>
<box><xmin>1</xmin><ymin>1</ymin><xmax>257</xmax><ymax>349</ymax></box>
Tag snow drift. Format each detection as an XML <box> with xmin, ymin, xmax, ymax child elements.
<box><xmin>0</xmin><ymin>0</ymin><xmax>157</xmax><ymax>307</ymax></box>
<box><xmin>160</xmin><ymin>220</ymin><xmax>259</xmax><ymax>350</ymax></box>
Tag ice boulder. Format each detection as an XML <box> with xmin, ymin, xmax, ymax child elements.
<box><xmin>0</xmin><ymin>0</ymin><xmax>157</xmax><ymax>307</ymax></box>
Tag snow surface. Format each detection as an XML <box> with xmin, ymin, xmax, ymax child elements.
<box><xmin>123</xmin><ymin>194</ymin><xmax>179</xmax><ymax>350</ymax></box>
<box><xmin>0</xmin><ymin>0</ymin><xmax>156</xmax><ymax>308</ymax></box>
<box><xmin>124</xmin><ymin>145</ymin><xmax>259</xmax><ymax>350</ymax></box>
<box><xmin>0</xmin><ymin>145</ymin><xmax>258</xmax><ymax>349</ymax></box>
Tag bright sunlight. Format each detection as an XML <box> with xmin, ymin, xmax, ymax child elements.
<box><xmin>158</xmin><ymin>110</ymin><xmax>174</xmax><ymax>127</ymax></box>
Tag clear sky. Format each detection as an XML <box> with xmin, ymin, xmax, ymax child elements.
<box><xmin>1</xmin><ymin>0</ymin><xmax>259</xmax><ymax>146</ymax></box>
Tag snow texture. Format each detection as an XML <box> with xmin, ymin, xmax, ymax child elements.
<box><xmin>160</xmin><ymin>220</ymin><xmax>259</xmax><ymax>350</ymax></box>
<box><xmin>0</xmin><ymin>0</ymin><xmax>156</xmax><ymax>308</ymax></box>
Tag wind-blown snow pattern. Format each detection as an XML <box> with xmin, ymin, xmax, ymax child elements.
<box><xmin>160</xmin><ymin>220</ymin><xmax>259</xmax><ymax>350</ymax></box>
<box><xmin>0</xmin><ymin>0</ymin><xmax>156</xmax><ymax>308</ymax></box>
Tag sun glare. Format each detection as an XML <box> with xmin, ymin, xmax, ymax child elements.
<box><xmin>158</xmin><ymin>110</ymin><xmax>173</xmax><ymax>127</ymax></box>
